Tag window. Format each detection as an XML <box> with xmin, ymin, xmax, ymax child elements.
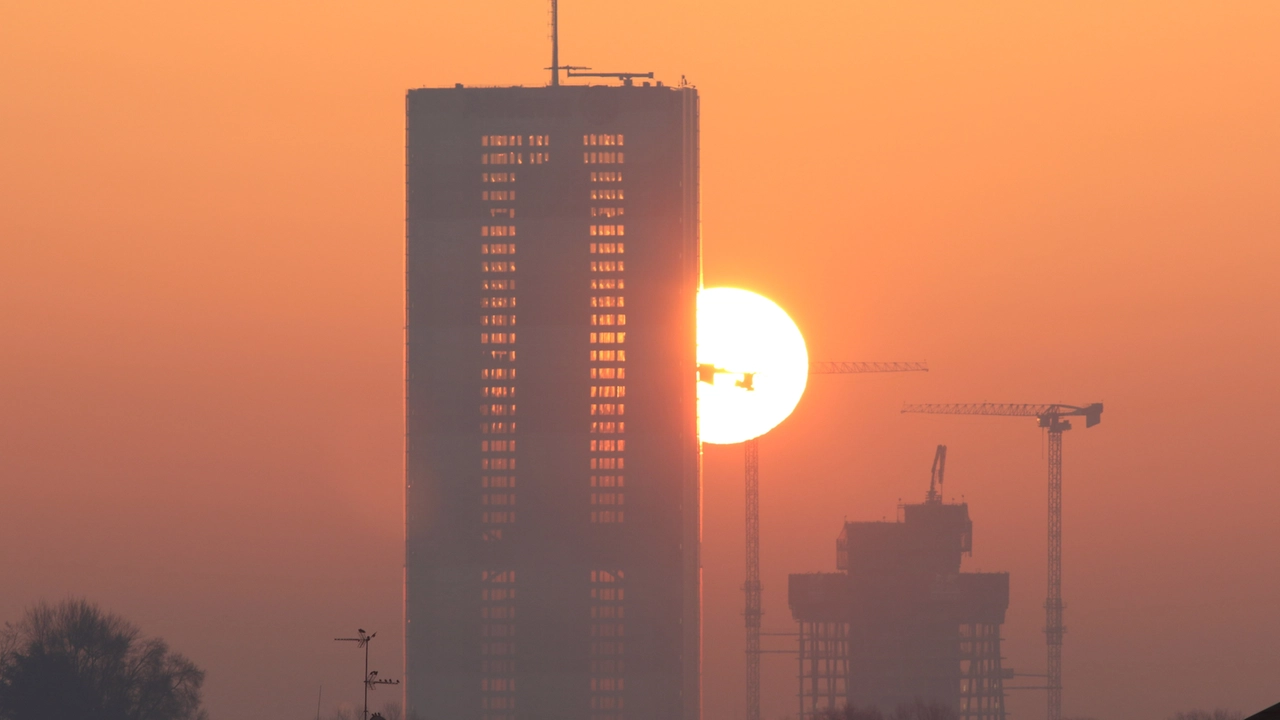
<box><xmin>591</xmin><ymin>279</ymin><xmax>624</xmax><ymax>290</ymax></box>
<box><xmin>583</xmin><ymin>134</ymin><xmax>624</xmax><ymax>146</ymax></box>
<box><xmin>590</xmin><ymin>189</ymin><xmax>624</xmax><ymax>200</ymax></box>
<box><xmin>481</xmin><ymin>404</ymin><xmax>516</xmax><ymax>416</ymax></box>
<box><xmin>591</xmin><ymin>296</ymin><xmax>624</xmax><ymax>308</ymax></box>
<box><xmin>528</xmin><ymin>152</ymin><xmax>549</xmax><ymax>164</ymax></box>
<box><xmin>481</xmin><ymin>369</ymin><xmax>516</xmax><ymax>381</ymax></box>
<box><xmin>489</xmin><ymin>207</ymin><xmax>515</xmax><ymax>219</ymax></box>
<box><xmin>482</xmin><ymin>386</ymin><xmax>514</xmax><ymax>398</ymax></box>
<box><xmin>486</xmin><ymin>350</ymin><xmax>516</xmax><ymax>361</ymax></box>
<box><xmin>482</xmin><ymin>492</ymin><xmax>515</xmax><ymax>505</ymax></box>
<box><xmin>590</xmin><ymin>385</ymin><xmax>625</xmax><ymax>398</ymax></box>
<box><xmin>481</xmin><ymin>315</ymin><xmax>515</xmax><ymax>327</ymax></box>
<box><xmin>527</xmin><ymin>135</ymin><xmax>549</xmax><ymax>146</ymax></box>
<box><xmin>589</xmin><ymin>350</ymin><xmax>626</xmax><ymax>362</ymax></box>
<box><xmin>590</xmin><ymin>367</ymin><xmax>625</xmax><ymax>379</ymax></box>
<box><xmin>482</xmin><ymin>297</ymin><xmax>516</xmax><ymax>308</ymax></box>
<box><xmin>480</xmin><ymin>440</ymin><xmax>514</xmax><ymax>452</ymax></box>
<box><xmin>483</xmin><ymin>475</ymin><xmax>514</xmax><ymax>488</ymax></box>
<box><xmin>590</xmin><ymin>458</ymin><xmax>624</xmax><ymax>469</ymax></box>
<box><xmin>481</xmin><ymin>261</ymin><xmax>515</xmax><ymax>272</ymax></box>
<box><xmin>591</xmin><ymin>475</ymin><xmax>624</xmax><ymax>488</ymax></box>
<box><xmin>590</xmin><ymin>421</ymin><xmax>624</xmax><ymax>433</ymax></box>
<box><xmin>590</xmin><ymin>403</ymin><xmax>624</xmax><ymax>416</ymax></box>
<box><xmin>482</xmin><ymin>190</ymin><xmax>514</xmax><ymax>201</ymax></box>
<box><xmin>481</xmin><ymin>332</ymin><xmax>515</xmax><ymax>344</ymax></box>
<box><xmin>482</xmin><ymin>279</ymin><xmax>515</xmax><ymax>291</ymax></box>
<box><xmin>482</xmin><ymin>172</ymin><xmax>515</xmax><ymax>183</ymax></box>
<box><xmin>482</xmin><ymin>135</ymin><xmax>522</xmax><ymax>147</ymax></box>
<box><xmin>590</xmin><ymin>172</ymin><xmax>623</xmax><ymax>182</ymax></box>
<box><xmin>590</xmin><ymin>332</ymin><xmax>625</xmax><ymax>344</ymax></box>
<box><xmin>482</xmin><ymin>226</ymin><xmax>516</xmax><ymax>237</ymax></box>
<box><xmin>590</xmin><ymin>440</ymin><xmax>625</xmax><ymax>452</ymax></box>
<box><xmin>591</xmin><ymin>314</ymin><xmax>624</xmax><ymax>327</ymax></box>
<box><xmin>590</xmin><ymin>261</ymin><xmax>624</xmax><ymax>272</ymax></box>
<box><xmin>482</xmin><ymin>243</ymin><xmax>515</xmax><ymax>255</ymax></box>
<box><xmin>481</xmin><ymin>458</ymin><xmax>514</xmax><ymax>470</ymax></box>
<box><xmin>591</xmin><ymin>207</ymin><xmax>623</xmax><ymax>218</ymax></box>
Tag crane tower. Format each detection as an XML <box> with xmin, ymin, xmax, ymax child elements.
<box><xmin>901</xmin><ymin>402</ymin><xmax>1103</xmax><ymax>720</ymax></box>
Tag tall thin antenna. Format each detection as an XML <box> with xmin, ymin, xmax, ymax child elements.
<box><xmin>550</xmin><ymin>0</ymin><xmax>559</xmax><ymax>86</ymax></box>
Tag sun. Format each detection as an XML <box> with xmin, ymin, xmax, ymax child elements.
<box><xmin>697</xmin><ymin>287</ymin><xmax>809</xmax><ymax>445</ymax></box>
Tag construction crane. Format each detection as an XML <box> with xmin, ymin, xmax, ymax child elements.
<box><xmin>900</xmin><ymin>402</ymin><xmax>1103</xmax><ymax>720</ymax></box>
<box><xmin>717</xmin><ymin>360</ymin><xmax>929</xmax><ymax>720</ymax></box>
<box><xmin>927</xmin><ymin>444</ymin><xmax>947</xmax><ymax>503</ymax></box>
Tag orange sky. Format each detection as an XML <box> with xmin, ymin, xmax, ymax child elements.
<box><xmin>2</xmin><ymin>2</ymin><xmax>1278</xmax><ymax>719</ymax></box>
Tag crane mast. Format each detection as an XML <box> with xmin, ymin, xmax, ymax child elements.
<box><xmin>730</xmin><ymin>361</ymin><xmax>929</xmax><ymax>720</ymax></box>
<box><xmin>901</xmin><ymin>402</ymin><xmax>1101</xmax><ymax>720</ymax></box>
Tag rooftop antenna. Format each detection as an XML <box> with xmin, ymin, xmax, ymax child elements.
<box><xmin>550</xmin><ymin>0</ymin><xmax>559</xmax><ymax>86</ymax></box>
<box><xmin>335</xmin><ymin>629</ymin><xmax>378</xmax><ymax>720</ymax></box>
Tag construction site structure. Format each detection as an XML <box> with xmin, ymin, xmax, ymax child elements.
<box><xmin>902</xmin><ymin>403</ymin><xmax>1103</xmax><ymax>720</ymax></box>
<box><xmin>788</xmin><ymin>446</ymin><xmax>1010</xmax><ymax>720</ymax></box>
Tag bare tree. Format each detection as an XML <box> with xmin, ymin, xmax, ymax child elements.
<box><xmin>0</xmin><ymin>599</ymin><xmax>206</xmax><ymax>720</ymax></box>
<box><xmin>1170</xmin><ymin>711</ymin><xmax>1243</xmax><ymax>720</ymax></box>
<box><xmin>818</xmin><ymin>705</ymin><xmax>884</xmax><ymax>720</ymax></box>
<box><xmin>379</xmin><ymin>702</ymin><xmax>403</xmax><ymax>720</ymax></box>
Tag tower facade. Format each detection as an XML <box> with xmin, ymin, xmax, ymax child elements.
<box><xmin>405</xmin><ymin>85</ymin><xmax>700</xmax><ymax>720</ymax></box>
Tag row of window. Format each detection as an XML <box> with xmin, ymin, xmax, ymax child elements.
<box><xmin>482</xmin><ymin>458</ymin><xmax>514</xmax><ymax>470</ymax></box>
<box><xmin>481</xmin><ymin>404</ymin><xmax>516</xmax><ymax>416</ymax></box>
<box><xmin>591</xmin><ymin>421</ymin><xmax>624</xmax><ymax>433</ymax></box>
<box><xmin>590</xmin><ymin>350</ymin><xmax>626</xmax><ymax>362</ymax></box>
<box><xmin>483</xmin><ymin>279</ymin><xmax>515</xmax><ymax>290</ymax></box>
<box><xmin>591</xmin><ymin>171</ymin><xmax>623</xmax><ymax>182</ymax></box>
<box><xmin>591</xmin><ymin>474</ymin><xmax>623</xmax><ymax>487</ymax></box>
<box><xmin>591</xmin><ymin>314</ymin><xmax>624</xmax><ymax>326</ymax></box>
<box><xmin>480</xmin><ymin>440</ymin><xmax>514</xmax><ymax>452</ymax></box>
<box><xmin>592</xmin><ymin>207</ymin><xmax>623</xmax><ymax>217</ymax></box>
<box><xmin>482</xmin><ymin>315</ymin><xmax>515</xmax><ymax>327</ymax></box>
<box><xmin>482</xmin><ymin>243</ymin><xmax>515</xmax><ymax>254</ymax></box>
<box><xmin>590</xmin><ymin>403</ymin><xmax>624</xmax><ymax>416</ymax></box>
<box><xmin>584</xmin><ymin>152</ymin><xmax>624</xmax><ymax>164</ymax></box>
<box><xmin>584</xmin><ymin>134</ymin><xmax>624</xmax><ymax>146</ymax></box>
<box><xmin>481</xmin><ymin>332</ymin><xmax>515</xmax><ymax>344</ymax></box>
<box><xmin>482</xmin><ymin>172</ymin><xmax>514</xmax><ymax>183</ymax></box>
<box><xmin>482</xmin><ymin>190</ymin><xmax>514</xmax><ymax>201</ymax></box>
<box><xmin>591</xmin><ymin>367</ymin><xmax>624</xmax><ymax>379</ymax></box>
<box><xmin>482</xmin><ymin>134</ymin><xmax>547</xmax><ymax>147</ymax></box>
<box><xmin>482</xmin><ymin>386</ymin><xmax>514</xmax><ymax>398</ymax></box>
<box><xmin>482</xmin><ymin>225</ymin><xmax>515</xmax><ymax>237</ymax></box>
<box><xmin>482</xmin><ymin>296</ymin><xmax>515</xmax><ymax>308</ymax></box>
<box><xmin>590</xmin><ymin>332</ymin><xmax>625</xmax><ymax>344</ymax></box>
<box><xmin>591</xmin><ymin>261</ymin><xmax>624</xmax><ymax>272</ymax></box>
<box><xmin>481</xmin><ymin>369</ymin><xmax>515</xmax><ymax>380</ymax></box>
<box><xmin>483</xmin><ymin>475</ymin><xmax>514</xmax><ymax>488</ymax></box>
<box><xmin>591</xmin><ymin>189</ymin><xmax>623</xmax><ymax>200</ymax></box>
<box><xmin>590</xmin><ymin>440</ymin><xmax>625</xmax><ymax>452</ymax></box>
<box><xmin>489</xmin><ymin>207</ymin><xmax>514</xmax><ymax>218</ymax></box>
<box><xmin>592</xmin><ymin>296</ymin><xmax>624</xmax><ymax>308</ymax></box>
<box><xmin>590</xmin><ymin>385</ymin><xmax>625</xmax><ymax>397</ymax></box>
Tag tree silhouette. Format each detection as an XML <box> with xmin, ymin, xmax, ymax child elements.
<box><xmin>0</xmin><ymin>599</ymin><xmax>206</xmax><ymax>720</ymax></box>
<box><xmin>818</xmin><ymin>701</ymin><xmax>958</xmax><ymax>720</ymax></box>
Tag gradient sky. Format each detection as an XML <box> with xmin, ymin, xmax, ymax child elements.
<box><xmin>2</xmin><ymin>2</ymin><xmax>1278</xmax><ymax>719</ymax></box>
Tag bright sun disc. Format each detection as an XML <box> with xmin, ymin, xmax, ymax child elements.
<box><xmin>697</xmin><ymin>287</ymin><xmax>809</xmax><ymax>445</ymax></box>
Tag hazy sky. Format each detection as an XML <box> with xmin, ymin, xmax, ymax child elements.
<box><xmin>2</xmin><ymin>2</ymin><xmax>1278</xmax><ymax>719</ymax></box>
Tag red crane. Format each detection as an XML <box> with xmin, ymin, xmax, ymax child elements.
<box><xmin>900</xmin><ymin>402</ymin><xmax>1103</xmax><ymax>720</ymax></box>
<box><xmin>710</xmin><ymin>360</ymin><xmax>929</xmax><ymax>720</ymax></box>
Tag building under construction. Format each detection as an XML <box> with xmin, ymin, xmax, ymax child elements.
<box><xmin>788</xmin><ymin>447</ymin><xmax>1010</xmax><ymax>720</ymax></box>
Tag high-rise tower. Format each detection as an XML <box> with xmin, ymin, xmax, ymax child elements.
<box><xmin>405</xmin><ymin>85</ymin><xmax>701</xmax><ymax>720</ymax></box>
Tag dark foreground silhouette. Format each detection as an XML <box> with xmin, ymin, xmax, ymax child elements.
<box><xmin>0</xmin><ymin>598</ymin><xmax>206</xmax><ymax>720</ymax></box>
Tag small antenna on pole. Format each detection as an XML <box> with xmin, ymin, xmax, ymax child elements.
<box><xmin>550</xmin><ymin>0</ymin><xmax>559</xmax><ymax>86</ymax></box>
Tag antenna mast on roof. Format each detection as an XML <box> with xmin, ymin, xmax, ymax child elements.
<box><xmin>550</xmin><ymin>0</ymin><xmax>559</xmax><ymax>86</ymax></box>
